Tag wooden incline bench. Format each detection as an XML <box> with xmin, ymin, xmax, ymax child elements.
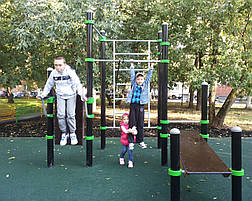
<box><xmin>180</xmin><ymin>130</ymin><xmax>231</xmax><ymax>177</ymax></box>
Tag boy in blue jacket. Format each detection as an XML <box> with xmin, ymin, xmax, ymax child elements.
<box><xmin>126</xmin><ymin>61</ymin><xmax>154</xmax><ymax>150</ymax></box>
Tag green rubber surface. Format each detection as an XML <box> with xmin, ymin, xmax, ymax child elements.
<box><xmin>0</xmin><ymin>137</ymin><xmax>252</xmax><ymax>201</ymax></box>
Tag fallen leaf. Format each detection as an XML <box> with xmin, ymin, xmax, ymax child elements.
<box><xmin>8</xmin><ymin>156</ymin><xmax>15</xmax><ymax>160</ymax></box>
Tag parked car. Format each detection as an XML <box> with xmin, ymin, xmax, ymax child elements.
<box><xmin>0</xmin><ymin>90</ymin><xmax>7</xmax><ymax>97</ymax></box>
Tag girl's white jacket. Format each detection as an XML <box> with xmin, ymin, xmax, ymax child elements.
<box><xmin>41</xmin><ymin>65</ymin><xmax>83</xmax><ymax>99</ymax></box>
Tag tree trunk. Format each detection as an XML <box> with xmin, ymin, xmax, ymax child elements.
<box><xmin>7</xmin><ymin>87</ymin><xmax>14</xmax><ymax>104</ymax></box>
<box><xmin>188</xmin><ymin>85</ymin><xmax>194</xmax><ymax>109</ymax></box>
<box><xmin>246</xmin><ymin>96</ymin><xmax>252</xmax><ymax>109</ymax></box>
<box><xmin>211</xmin><ymin>88</ymin><xmax>238</xmax><ymax>128</ymax></box>
<box><xmin>209</xmin><ymin>81</ymin><xmax>217</xmax><ymax>126</ymax></box>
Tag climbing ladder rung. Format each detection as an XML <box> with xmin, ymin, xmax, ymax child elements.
<box><xmin>114</xmin><ymin>68</ymin><xmax>149</xmax><ymax>72</ymax></box>
<box><xmin>116</xmin><ymin>83</ymin><xmax>131</xmax><ymax>86</ymax></box>
<box><xmin>114</xmin><ymin>53</ymin><xmax>149</xmax><ymax>56</ymax></box>
<box><xmin>114</xmin><ymin>98</ymin><xmax>127</xmax><ymax>100</ymax></box>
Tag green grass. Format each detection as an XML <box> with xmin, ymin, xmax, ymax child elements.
<box><xmin>0</xmin><ymin>98</ymin><xmax>42</xmax><ymax>121</ymax></box>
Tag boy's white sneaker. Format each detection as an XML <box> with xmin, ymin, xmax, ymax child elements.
<box><xmin>139</xmin><ymin>142</ymin><xmax>147</xmax><ymax>149</ymax></box>
<box><xmin>129</xmin><ymin>143</ymin><xmax>134</xmax><ymax>150</ymax></box>
<box><xmin>60</xmin><ymin>133</ymin><xmax>68</xmax><ymax>146</ymax></box>
<box><xmin>120</xmin><ymin>158</ymin><xmax>125</xmax><ymax>165</ymax></box>
<box><xmin>70</xmin><ymin>133</ymin><xmax>78</xmax><ymax>145</ymax></box>
<box><xmin>128</xmin><ymin>161</ymin><xmax>133</xmax><ymax>168</ymax></box>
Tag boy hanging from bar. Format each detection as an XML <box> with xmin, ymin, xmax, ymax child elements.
<box><xmin>126</xmin><ymin>60</ymin><xmax>154</xmax><ymax>150</ymax></box>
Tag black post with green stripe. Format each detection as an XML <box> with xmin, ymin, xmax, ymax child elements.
<box><xmin>160</xmin><ymin>22</ymin><xmax>169</xmax><ymax>166</ymax></box>
<box><xmin>157</xmin><ymin>30</ymin><xmax>162</xmax><ymax>149</ymax></box>
<box><xmin>86</xmin><ymin>11</ymin><xmax>94</xmax><ymax>167</ymax></box>
<box><xmin>169</xmin><ymin>128</ymin><xmax>181</xmax><ymax>201</ymax></box>
<box><xmin>231</xmin><ymin>126</ymin><xmax>243</xmax><ymax>201</ymax></box>
<box><xmin>200</xmin><ymin>82</ymin><xmax>209</xmax><ymax>141</ymax></box>
<box><xmin>46</xmin><ymin>68</ymin><xmax>54</xmax><ymax>168</ymax></box>
<box><xmin>100</xmin><ymin>30</ymin><xmax>106</xmax><ymax>149</ymax></box>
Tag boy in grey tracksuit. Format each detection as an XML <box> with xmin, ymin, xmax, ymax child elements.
<box><xmin>40</xmin><ymin>56</ymin><xmax>84</xmax><ymax>146</ymax></box>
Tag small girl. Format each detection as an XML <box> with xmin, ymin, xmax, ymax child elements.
<box><xmin>119</xmin><ymin>113</ymin><xmax>137</xmax><ymax>168</ymax></box>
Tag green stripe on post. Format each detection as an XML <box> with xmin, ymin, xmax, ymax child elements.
<box><xmin>160</xmin><ymin>120</ymin><xmax>170</xmax><ymax>124</ymax></box>
<box><xmin>47</xmin><ymin>114</ymin><xmax>54</xmax><ymax>118</ymax></box>
<box><xmin>45</xmin><ymin>97</ymin><xmax>55</xmax><ymax>103</ymax></box>
<box><xmin>200</xmin><ymin>120</ymin><xmax>209</xmax><ymax>124</ymax></box>
<box><xmin>156</xmin><ymin>126</ymin><xmax>162</xmax><ymax>130</ymax></box>
<box><xmin>45</xmin><ymin>135</ymin><xmax>54</xmax><ymax>140</ymax></box>
<box><xmin>99</xmin><ymin>36</ymin><xmax>107</xmax><ymax>42</ymax></box>
<box><xmin>156</xmin><ymin>39</ymin><xmax>162</xmax><ymax>42</ymax></box>
<box><xmin>85</xmin><ymin>136</ymin><xmax>95</xmax><ymax>140</ymax></box>
<box><xmin>160</xmin><ymin>133</ymin><xmax>170</xmax><ymax>138</ymax></box>
<box><xmin>85</xmin><ymin>20</ymin><xmax>95</xmax><ymax>24</ymax></box>
<box><xmin>86</xmin><ymin>97</ymin><xmax>94</xmax><ymax>104</ymax></box>
<box><xmin>156</xmin><ymin>52</ymin><xmax>161</xmax><ymax>55</ymax></box>
<box><xmin>200</xmin><ymin>133</ymin><xmax>209</xmax><ymax>139</ymax></box>
<box><xmin>168</xmin><ymin>168</ymin><xmax>182</xmax><ymax>176</ymax></box>
<box><xmin>87</xmin><ymin>114</ymin><xmax>94</xmax><ymax>119</ymax></box>
<box><xmin>230</xmin><ymin>168</ymin><xmax>245</xmax><ymax>176</ymax></box>
<box><xmin>100</xmin><ymin>126</ymin><xmax>107</xmax><ymax>130</ymax></box>
<box><xmin>161</xmin><ymin>42</ymin><xmax>170</xmax><ymax>46</ymax></box>
<box><xmin>85</xmin><ymin>58</ymin><xmax>94</xmax><ymax>62</ymax></box>
<box><xmin>160</xmin><ymin>59</ymin><xmax>170</xmax><ymax>63</ymax></box>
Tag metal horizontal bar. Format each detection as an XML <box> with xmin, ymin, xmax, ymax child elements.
<box><xmin>114</xmin><ymin>68</ymin><xmax>149</xmax><ymax>71</ymax></box>
<box><xmin>114</xmin><ymin>98</ymin><xmax>127</xmax><ymax>100</ymax></box>
<box><xmin>114</xmin><ymin>53</ymin><xmax>149</xmax><ymax>56</ymax></box>
<box><xmin>104</xmin><ymin>39</ymin><xmax>157</xmax><ymax>42</ymax></box>
<box><xmin>116</xmin><ymin>83</ymin><xmax>131</xmax><ymax>86</ymax></box>
<box><xmin>169</xmin><ymin>120</ymin><xmax>200</xmax><ymax>124</ymax></box>
<box><xmin>106</xmin><ymin>126</ymin><xmax>158</xmax><ymax>129</ymax></box>
<box><xmin>94</xmin><ymin>59</ymin><xmax>160</xmax><ymax>63</ymax></box>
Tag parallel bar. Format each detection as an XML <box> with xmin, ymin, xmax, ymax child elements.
<box><xmin>94</xmin><ymin>59</ymin><xmax>160</xmax><ymax>63</ymax></box>
<box><xmin>169</xmin><ymin>120</ymin><xmax>200</xmax><ymax>124</ymax></box>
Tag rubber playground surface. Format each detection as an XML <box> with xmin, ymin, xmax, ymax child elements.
<box><xmin>1</xmin><ymin>137</ymin><xmax>252</xmax><ymax>201</ymax></box>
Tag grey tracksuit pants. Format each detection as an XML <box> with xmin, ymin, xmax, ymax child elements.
<box><xmin>57</xmin><ymin>95</ymin><xmax>76</xmax><ymax>134</ymax></box>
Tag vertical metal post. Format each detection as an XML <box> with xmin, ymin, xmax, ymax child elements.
<box><xmin>201</xmin><ymin>82</ymin><xmax>209</xmax><ymax>141</ymax></box>
<box><xmin>100</xmin><ymin>30</ymin><xmax>106</xmax><ymax>149</ymax></box>
<box><xmin>231</xmin><ymin>126</ymin><xmax>243</xmax><ymax>201</ymax></box>
<box><xmin>86</xmin><ymin>11</ymin><xmax>93</xmax><ymax>167</ymax></box>
<box><xmin>157</xmin><ymin>30</ymin><xmax>162</xmax><ymax>149</ymax></box>
<box><xmin>147</xmin><ymin>41</ymin><xmax>151</xmax><ymax>128</ymax></box>
<box><xmin>170</xmin><ymin>128</ymin><xmax>181</xmax><ymax>201</ymax></box>
<box><xmin>46</xmin><ymin>67</ymin><xmax>54</xmax><ymax>168</ymax></box>
<box><xmin>113</xmin><ymin>41</ymin><xmax>116</xmax><ymax>128</ymax></box>
<box><xmin>160</xmin><ymin>23</ymin><xmax>169</xmax><ymax>165</ymax></box>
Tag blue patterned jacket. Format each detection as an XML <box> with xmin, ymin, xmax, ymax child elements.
<box><xmin>126</xmin><ymin>66</ymin><xmax>153</xmax><ymax>104</ymax></box>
